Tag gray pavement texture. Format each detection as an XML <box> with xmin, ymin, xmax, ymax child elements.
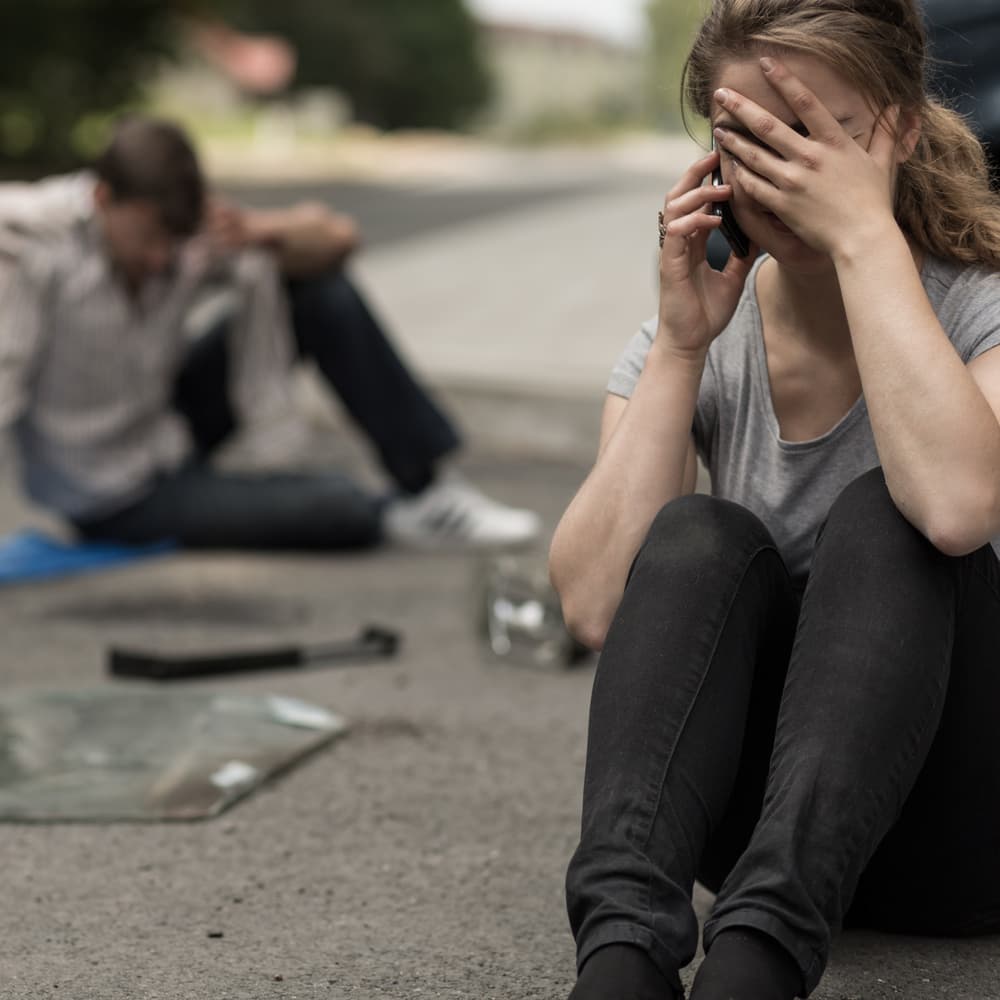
<box><xmin>1</xmin><ymin>140</ymin><xmax>998</xmax><ymax>999</ymax></box>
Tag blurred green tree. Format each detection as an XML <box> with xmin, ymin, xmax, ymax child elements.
<box><xmin>0</xmin><ymin>1</ymin><xmax>207</xmax><ymax>172</ymax></box>
<box><xmin>645</xmin><ymin>0</ymin><xmax>705</xmax><ymax>131</ymax></box>
<box><xmin>225</xmin><ymin>0</ymin><xmax>492</xmax><ymax>130</ymax></box>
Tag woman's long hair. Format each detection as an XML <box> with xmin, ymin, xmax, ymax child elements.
<box><xmin>682</xmin><ymin>0</ymin><xmax>1000</xmax><ymax>269</ymax></box>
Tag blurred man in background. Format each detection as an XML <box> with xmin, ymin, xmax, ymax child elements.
<box><xmin>0</xmin><ymin>115</ymin><xmax>539</xmax><ymax>551</ymax></box>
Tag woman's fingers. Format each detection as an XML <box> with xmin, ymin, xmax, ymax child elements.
<box><xmin>667</xmin><ymin>150</ymin><xmax>720</xmax><ymax>202</ymax></box>
<box><xmin>660</xmin><ymin>153</ymin><xmax>725</xmax><ymax>266</ymax></box>
<box><xmin>664</xmin><ymin>204</ymin><xmax>724</xmax><ymax>240</ymax></box>
<box><xmin>714</xmin><ymin>128</ymin><xmax>785</xmax><ymax>186</ymax></box>
<box><xmin>713</xmin><ymin>61</ymin><xmax>842</xmax><ymax>160</ymax></box>
<box><xmin>757</xmin><ymin>58</ymin><xmax>843</xmax><ymax>146</ymax></box>
<box><xmin>664</xmin><ymin>183</ymin><xmax>732</xmax><ymax>221</ymax></box>
<box><xmin>663</xmin><ymin>158</ymin><xmax>733</xmax><ymax>250</ymax></box>
<box><xmin>726</xmin><ymin>158</ymin><xmax>778</xmax><ymax>212</ymax></box>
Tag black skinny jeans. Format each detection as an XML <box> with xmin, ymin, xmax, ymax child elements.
<box><xmin>566</xmin><ymin>468</ymin><xmax>1000</xmax><ymax>997</ymax></box>
<box><xmin>76</xmin><ymin>270</ymin><xmax>460</xmax><ymax>549</ymax></box>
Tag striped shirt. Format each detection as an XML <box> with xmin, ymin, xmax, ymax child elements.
<box><xmin>0</xmin><ymin>172</ymin><xmax>298</xmax><ymax>520</ymax></box>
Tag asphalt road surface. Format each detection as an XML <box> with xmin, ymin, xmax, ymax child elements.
<box><xmin>1</xmin><ymin>154</ymin><xmax>998</xmax><ymax>998</ymax></box>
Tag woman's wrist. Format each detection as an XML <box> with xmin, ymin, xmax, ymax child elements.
<box><xmin>830</xmin><ymin>215</ymin><xmax>906</xmax><ymax>270</ymax></box>
<box><xmin>649</xmin><ymin>333</ymin><xmax>710</xmax><ymax>371</ymax></box>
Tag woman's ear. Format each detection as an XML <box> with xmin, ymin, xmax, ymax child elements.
<box><xmin>896</xmin><ymin>109</ymin><xmax>922</xmax><ymax>164</ymax></box>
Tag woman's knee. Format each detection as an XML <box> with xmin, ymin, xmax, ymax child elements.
<box><xmin>637</xmin><ymin>494</ymin><xmax>775</xmax><ymax>575</ymax></box>
<box><xmin>819</xmin><ymin>468</ymin><xmax>932</xmax><ymax>559</ymax></box>
<box><xmin>812</xmin><ymin>468</ymin><xmax>963</xmax><ymax>595</ymax></box>
<box><xmin>826</xmin><ymin>467</ymin><xmax>896</xmax><ymax>525</ymax></box>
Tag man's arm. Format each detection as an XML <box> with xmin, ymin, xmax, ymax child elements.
<box><xmin>0</xmin><ymin>174</ymin><xmax>92</xmax><ymax>254</ymax></box>
<box><xmin>0</xmin><ymin>254</ymin><xmax>46</xmax><ymax>485</ymax></box>
<box><xmin>205</xmin><ymin>198</ymin><xmax>360</xmax><ymax>278</ymax></box>
<box><xmin>222</xmin><ymin>248</ymin><xmax>309</xmax><ymax>464</ymax></box>
<box><xmin>0</xmin><ymin>255</ymin><xmax>44</xmax><ymax>429</ymax></box>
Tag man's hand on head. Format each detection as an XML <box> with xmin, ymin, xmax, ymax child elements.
<box><xmin>203</xmin><ymin>197</ymin><xmax>254</xmax><ymax>256</ymax></box>
<box><xmin>200</xmin><ymin>197</ymin><xmax>361</xmax><ymax>277</ymax></box>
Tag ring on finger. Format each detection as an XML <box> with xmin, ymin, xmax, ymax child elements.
<box><xmin>658</xmin><ymin>211</ymin><xmax>667</xmax><ymax>248</ymax></box>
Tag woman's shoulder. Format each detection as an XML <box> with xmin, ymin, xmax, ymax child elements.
<box><xmin>922</xmin><ymin>254</ymin><xmax>1000</xmax><ymax>357</ymax></box>
<box><xmin>922</xmin><ymin>254</ymin><xmax>1000</xmax><ymax>307</ymax></box>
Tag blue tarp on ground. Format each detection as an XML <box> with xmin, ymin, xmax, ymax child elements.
<box><xmin>0</xmin><ymin>530</ymin><xmax>173</xmax><ymax>585</ymax></box>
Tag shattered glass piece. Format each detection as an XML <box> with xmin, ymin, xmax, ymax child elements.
<box><xmin>477</xmin><ymin>555</ymin><xmax>591</xmax><ymax>669</ymax></box>
<box><xmin>0</xmin><ymin>689</ymin><xmax>347</xmax><ymax>822</ymax></box>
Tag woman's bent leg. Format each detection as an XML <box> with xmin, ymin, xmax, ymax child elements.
<box><xmin>566</xmin><ymin>494</ymin><xmax>797</xmax><ymax>995</ymax></box>
<box><xmin>848</xmin><ymin>541</ymin><xmax>1000</xmax><ymax>936</ymax></box>
<box><xmin>702</xmin><ymin>468</ymin><xmax>978</xmax><ymax>996</ymax></box>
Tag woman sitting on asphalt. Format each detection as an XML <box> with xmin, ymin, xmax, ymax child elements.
<box><xmin>549</xmin><ymin>2</ymin><xmax>1000</xmax><ymax>998</ymax></box>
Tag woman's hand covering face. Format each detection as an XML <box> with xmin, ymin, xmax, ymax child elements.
<box><xmin>711</xmin><ymin>56</ymin><xmax>908</xmax><ymax>259</ymax></box>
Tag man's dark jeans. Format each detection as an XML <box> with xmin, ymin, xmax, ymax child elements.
<box><xmin>77</xmin><ymin>270</ymin><xmax>460</xmax><ymax>549</ymax></box>
<box><xmin>566</xmin><ymin>469</ymin><xmax>1000</xmax><ymax>996</ymax></box>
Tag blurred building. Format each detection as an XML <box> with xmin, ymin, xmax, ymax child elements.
<box><xmin>477</xmin><ymin>19</ymin><xmax>644</xmax><ymax>132</ymax></box>
<box><xmin>149</xmin><ymin>20</ymin><xmax>349</xmax><ymax>140</ymax></box>
<box><xmin>151</xmin><ymin>14</ymin><xmax>643</xmax><ymax>141</ymax></box>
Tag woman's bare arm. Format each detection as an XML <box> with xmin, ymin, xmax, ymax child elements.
<box><xmin>834</xmin><ymin>229</ymin><xmax>1000</xmax><ymax>554</ymax></box>
<box><xmin>548</xmin><ymin>350</ymin><xmax>702</xmax><ymax>652</ymax></box>
<box><xmin>549</xmin><ymin>150</ymin><xmax>756</xmax><ymax>650</ymax></box>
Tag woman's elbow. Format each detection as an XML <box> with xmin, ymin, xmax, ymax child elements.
<box><xmin>554</xmin><ymin>582</ymin><xmax>613</xmax><ymax>653</ymax></box>
<box><xmin>549</xmin><ymin>533</ymin><xmax>616</xmax><ymax>651</ymax></box>
<box><xmin>923</xmin><ymin>495</ymin><xmax>1000</xmax><ymax>558</ymax></box>
<box><xmin>566</xmin><ymin>615</ymin><xmax>609</xmax><ymax>653</ymax></box>
<box><xmin>925</xmin><ymin>516</ymin><xmax>996</xmax><ymax>559</ymax></box>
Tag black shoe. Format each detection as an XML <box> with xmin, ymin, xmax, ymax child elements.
<box><xmin>568</xmin><ymin>943</ymin><xmax>683</xmax><ymax>1000</ymax></box>
<box><xmin>689</xmin><ymin>929</ymin><xmax>802</xmax><ymax>1000</ymax></box>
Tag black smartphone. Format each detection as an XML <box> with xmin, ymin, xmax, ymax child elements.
<box><xmin>711</xmin><ymin>137</ymin><xmax>751</xmax><ymax>259</ymax></box>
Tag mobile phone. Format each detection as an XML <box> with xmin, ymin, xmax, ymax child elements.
<box><xmin>711</xmin><ymin>137</ymin><xmax>751</xmax><ymax>259</ymax></box>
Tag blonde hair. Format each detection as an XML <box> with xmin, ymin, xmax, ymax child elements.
<box><xmin>682</xmin><ymin>0</ymin><xmax>1000</xmax><ymax>269</ymax></box>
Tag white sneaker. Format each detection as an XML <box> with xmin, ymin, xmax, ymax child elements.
<box><xmin>382</xmin><ymin>473</ymin><xmax>541</xmax><ymax>550</ymax></box>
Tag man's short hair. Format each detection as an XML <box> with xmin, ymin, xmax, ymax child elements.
<box><xmin>93</xmin><ymin>117</ymin><xmax>205</xmax><ymax>236</ymax></box>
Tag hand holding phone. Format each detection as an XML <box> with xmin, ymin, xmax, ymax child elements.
<box><xmin>711</xmin><ymin>137</ymin><xmax>751</xmax><ymax>259</ymax></box>
<box><xmin>655</xmin><ymin>147</ymin><xmax>759</xmax><ymax>357</ymax></box>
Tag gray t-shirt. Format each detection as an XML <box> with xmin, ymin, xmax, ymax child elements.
<box><xmin>609</xmin><ymin>254</ymin><xmax>1000</xmax><ymax>580</ymax></box>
